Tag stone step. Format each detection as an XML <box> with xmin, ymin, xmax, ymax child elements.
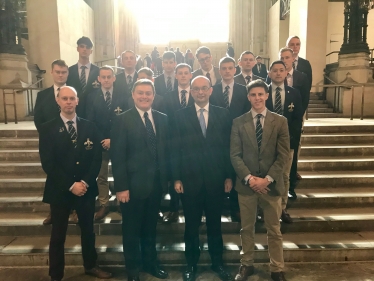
<box><xmin>0</xmin><ymin>139</ymin><xmax>38</xmax><ymax>149</ymax></box>
<box><xmin>0</xmin><ymin>130</ymin><xmax>38</xmax><ymax>138</ymax></box>
<box><xmin>0</xmin><ymin>162</ymin><xmax>45</xmax><ymax>176</ymax></box>
<box><xmin>307</xmin><ymin>103</ymin><xmax>329</xmax><ymax>108</ymax></box>
<box><xmin>307</xmin><ymin>108</ymin><xmax>334</xmax><ymax>113</ymax></box>
<box><xmin>0</xmin><ymin>150</ymin><xmax>40</xmax><ymax>161</ymax></box>
<box><xmin>1</xmin><ymin>207</ymin><xmax>374</xmax><ymax>236</ymax></box>
<box><xmin>2</xmin><ymin>187</ymin><xmax>374</xmax><ymax>212</ymax></box>
<box><xmin>301</xmin><ymin>134</ymin><xmax>374</xmax><ymax>145</ymax></box>
<box><xmin>308</xmin><ymin>100</ymin><xmax>327</xmax><ymax>104</ymax></box>
<box><xmin>300</xmin><ymin>145</ymin><xmax>374</xmax><ymax>157</ymax></box>
<box><xmin>1</xmin><ymin>232</ymin><xmax>374</xmax><ymax>266</ymax></box>
<box><xmin>307</xmin><ymin>113</ymin><xmax>342</xmax><ymax>118</ymax></box>
<box><xmin>303</xmin><ymin>122</ymin><xmax>374</xmax><ymax>134</ymax></box>
<box><xmin>0</xmin><ymin>178</ymin><xmax>46</xmax><ymax>192</ymax></box>
<box><xmin>298</xmin><ymin>157</ymin><xmax>374</xmax><ymax>171</ymax></box>
<box><xmin>309</xmin><ymin>95</ymin><xmax>324</xmax><ymax>100</ymax></box>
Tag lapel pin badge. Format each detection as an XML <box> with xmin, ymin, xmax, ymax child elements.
<box><xmin>84</xmin><ymin>138</ymin><xmax>93</xmax><ymax>150</ymax></box>
<box><xmin>114</xmin><ymin>107</ymin><xmax>123</xmax><ymax>115</ymax></box>
<box><xmin>59</xmin><ymin>127</ymin><xmax>65</xmax><ymax>133</ymax></box>
<box><xmin>92</xmin><ymin>80</ymin><xmax>100</xmax><ymax>88</ymax></box>
<box><xmin>288</xmin><ymin>102</ymin><xmax>295</xmax><ymax>112</ymax></box>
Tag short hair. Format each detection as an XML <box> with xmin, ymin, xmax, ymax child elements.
<box><xmin>239</xmin><ymin>51</ymin><xmax>255</xmax><ymax>61</ymax></box>
<box><xmin>269</xmin><ymin>60</ymin><xmax>286</xmax><ymax>70</ymax></box>
<box><xmin>176</xmin><ymin>47</ymin><xmax>180</xmax><ymax>51</ymax></box>
<box><xmin>99</xmin><ymin>65</ymin><xmax>115</xmax><ymax>75</ymax></box>
<box><xmin>162</xmin><ymin>51</ymin><xmax>176</xmax><ymax>61</ymax></box>
<box><xmin>121</xmin><ymin>50</ymin><xmax>136</xmax><ymax>60</ymax></box>
<box><xmin>132</xmin><ymin>79</ymin><xmax>155</xmax><ymax>94</ymax></box>
<box><xmin>195</xmin><ymin>46</ymin><xmax>211</xmax><ymax>58</ymax></box>
<box><xmin>77</xmin><ymin>36</ymin><xmax>93</xmax><ymax>48</ymax></box>
<box><xmin>286</xmin><ymin>35</ymin><xmax>301</xmax><ymax>46</ymax></box>
<box><xmin>175</xmin><ymin>63</ymin><xmax>192</xmax><ymax>73</ymax></box>
<box><xmin>246</xmin><ymin>79</ymin><xmax>269</xmax><ymax>94</ymax></box>
<box><xmin>279</xmin><ymin>47</ymin><xmax>294</xmax><ymax>56</ymax></box>
<box><xmin>191</xmin><ymin>75</ymin><xmax>211</xmax><ymax>87</ymax></box>
<box><xmin>51</xmin><ymin>59</ymin><xmax>68</xmax><ymax>69</ymax></box>
<box><xmin>219</xmin><ymin>56</ymin><xmax>236</xmax><ymax>68</ymax></box>
<box><xmin>256</xmin><ymin>56</ymin><xmax>262</xmax><ymax>60</ymax></box>
<box><xmin>57</xmin><ymin>86</ymin><xmax>77</xmax><ymax>97</ymax></box>
<box><xmin>138</xmin><ymin>67</ymin><xmax>154</xmax><ymax>78</ymax></box>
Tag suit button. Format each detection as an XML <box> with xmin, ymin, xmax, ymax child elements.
<box><xmin>76</xmin><ymin>162</ymin><xmax>79</xmax><ymax>165</ymax></box>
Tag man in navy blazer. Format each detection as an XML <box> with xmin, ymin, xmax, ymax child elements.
<box><xmin>211</xmin><ymin>57</ymin><xmax>251</xmax><ymax>222</ymax></box>
<box><xmin>66</xmin><ymin>36</ymin><xmax>100</xmax><ymax>119</ymax></box>
<box><xmin>154</xmin><ymin>51</ymin><xmax>178</xmax><ymax>97</ymax></box>
<box><xmin>266</xmin><ymin>60</ymin><xmax>303</xmax><ymax>224</ymax></box>
<box><xmin>234</xmin><ymin>51</ymin><xmax>264</xmax><ymax>86</ymax></box>
<box><xmin>252</xmin><ymin>56</ymin><xmax>268</xmax><ymax>79</ymax></box>
<box><xmin>115</xmin><ymin>50</ymin><xmax>139</xmax><ymax>101</ymax></box>
<box><xmin>39</xmin><ymin>86</ymin><xmax>111</xmax><ymax>281</ymax></box>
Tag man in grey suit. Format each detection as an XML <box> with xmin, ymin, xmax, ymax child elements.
<box><xmin>192</xmin><ymin>46</ymin><xmax>221</xmax><ymax>86</ymax></box>
<box><xmin>234</xmin><ymin>51</ymin><xmax>264</xmax><ymax>86</ymax></box>
<box><xmin>230</xmin><ymin>79</ymin><xmax>290</xmax><ymax>281</ymax></box>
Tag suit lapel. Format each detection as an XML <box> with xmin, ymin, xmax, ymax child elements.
<box><xmin>283</xmin><ymin>87</ymin><xmax>291</xmax><ymax>117</ymax></box>
<box><xmin>132</xmin><ymin>108</ymin><xmax>153</xmax><ymax>155</ymax></box>
<box><xmin>187</xmin><ymin>91</ymin><xmax>194</xmax><ymax>106</ymax></box>
<box><xmin>267</xmin><ymin>85</ymin><xmax>274</xmax><ymax>111</ymax></box>
<box><xmin>206</xmin><ymin>105</ymin><xmax>216</xmax><ymax>137</ymax></box>
<box><xmin>86</xmin><ymin>65</ymin><xmax>98</xmax><ymax>87</ymax></box>
<box><xmin>243</xmin><ymin>111</ymin><xmax>258</xmax><ymax>152</ymax></box>
<box><xmin>261</xmin><ymin>111</ymin><xmax>275</xmax><ymax>153</ymax></box>
<box><xmin>188</xmin><ymin>106</ymin><xmax>205</xmax><ymax>139</ymax></box>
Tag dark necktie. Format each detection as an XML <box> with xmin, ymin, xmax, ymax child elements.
<box><xmin>223</xmin><ymin>85</ymin><xmax>230</xmax><ymax>108</ymax></box>
<box><xmin>167</xmin><ymin>76</ymin><xmax>172</xmax><ymax>92</ymax></box>
<box><xmin>127</xmin><ymin>75</ymin><xmax>133</xmax><ymax>92</ymax></box>
<box><xmin>274</xmin><ymin>87</ymin><xmax>283</xmax><ymax>115</ymax></box>
<box><xmin>105</xmin><ymin>91</ymin><xmax>111</xmax><ymax>110</ymax></box>
<box><xmin>56</xmin><ymin>88</ymin><xmax>61</xmax><ymax>111</ymax></box>
<box><xmin>180</xmin><ymin>90</ymin><xmax>187</xmax><ymax>108</ymax></box>
<box><xmin>67</xmin><ymin>120</ymin><xmax>77</xmax><ymax>148</ymax></box>
<box><xmin>80</xmin><ymin>66</ymin><xmax>87</xmax><ymax>92</ymax></box>
<box><xmin>292</xmin><ymin>61</ymin><xmax>296</xmax><ymax>70</ymax></box>
<box><xmin>198</xmin><ymin>108</ymin><xmax>206</xmax><ymax>138</ymax></box>
<box><xmin>257</xmin><ymin>64</ymin><xmax>260</xmax><ymax>72</ymax></box>
<box><xmin>206</xmin><ymin>72</ymin><xmax>211</xmax><ymax>84</ymax></box>
<box><xmin>255</xmin><ymin>114</ymin><xmax>263</xmax><ymax>152</ymax></box>
<box><xmin>245</xmin><ymin>76</ymin><xmax>251</xmax><ymax>85</ymax></box>
<box><xmin>144</xmin><ymin>112</ymin><xmax>157</xmax><ymax>163</ymax></box>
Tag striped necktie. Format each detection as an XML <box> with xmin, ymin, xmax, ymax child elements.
<box><xmin>105</xmin><ymin>91</ymin><xmax>111</xmax><ymax>110</ymax></box>
<box><xmin>274</xmin><ymin>87</ymin><xmax>283</xmax><ymax>115</ymax></box>
<box><xmin>223</xmin><ymin>85</ymin><xmax>230</xmax><ymax>108</ymax></box>
<box><xmin>80</xmin><ymin>66</ymin><xmax>87</xmax><ymax>92</ymax></box>
<box><xmin>127</xmin><ymin>75</ymin><xmax>133</xmax><ymax>92</ymax></box>
<box><xmin>206</xmin><ymin>72</ymin><xmax>211</xmax><ymax>84</ymax></box>
<box><xmin>255</xmin><ymin>114</ymin><xmax>263</xmax><ymax>152</ymax></box>
<box><xmin>245</xmin><ymin>76</ymin><xmax>251</xmax><ymax>85</ymax></box>
<box><xmin>144</xmin><ymin>112</ymin><xmax>157</xmax><ymax>164</ymax></box>
<box><xmin>180</xmin><ymin>90</ymin><xmax>187</xmax><ymax>108</ymax></box>
<box><xmin>199</xmin><ymin>108</ymin><xmax>206</xmax><ymax>138</ymax></box>
<box><xmin>67</xmin><ymin>120</ymin><xmax>77</xmax><ymax>148</ymax></box>
<box><xmin>167</xmin><ymin>76</ymin><xmax>172</xmax><ymax>92</ymax></box>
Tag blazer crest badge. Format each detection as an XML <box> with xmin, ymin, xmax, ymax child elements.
<box><xmin>92</xmin><ymin>80</ymin><xmax>100</xmax><ymax>88</ymax></box>
<box><xmin>288</xmin><ymin>102</ymin><xmax>295</xmax><ymax>112</ymax></box>
<box><xmin>84</xmin><ymin>138</ymin><xmax>93</xmax><ymax>150</ymax></box>
<box><xmin>114</xmin><ymin>106</ymin><xmax>123</xmax><ymax>115</ymax></box>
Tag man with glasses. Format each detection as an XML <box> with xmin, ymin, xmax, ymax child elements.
<box><xmin>192</xmin><ymin>46</ymin><xmax>221</xmax><ymax>86</ymax></box>
<box><xmin>172</xmin><ymin>76</ymin><xmax>233</xmax><ymax>281</ymax></box>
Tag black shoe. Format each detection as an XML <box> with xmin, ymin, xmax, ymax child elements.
<box><xmin>271</xmin><ymin>271</ymin><xmax>287</xmax><ymax>281</ymax></box>
<box><xmin>234</xmin><ymin>265</ymin><xmax>254</xmax><ymax>281</ymax></box>
<box><xmin>280</xmin><ymin>209</ymin><xmax>293</xmax><ymax>224</ymax></box>
<box><xmin>158</xmin><ymin>210</ymin><xmax>164</xmax><ymax>222</ymax></box>
<box><xmin>256</xmin><ymin>207</ymin><xmax>264</xmax><ymax>222</ymax></box>
<box><xmin>163</xmin><ymin>211</ymin><xmax>179</xmax><ymax>223</ymax></box>
<box><xmin>143</xmin><ymin>265</ymin><xmax>168</xmax><ymax>279</ymax></box>
<box><xmin>288</xmin><ymin>190</ymin><xmax>297</xmax><ymax>200</ymax></box>
<box><xmin>231</xmin><ymin>211</ymin><xmax>241</xmax><ymax>222</ymax></box>
<box><xmin>211</xmin><ymin>265</ymin><xmax>234</xmax><ymax>281</ymax></box>
<box><xmin>51</xmin><ymin>279</ymin><xmax>61</xmax><ymax>281</ymax></box>
<box><xmin>183</xmin><ymin>265</ymin><xmax>197</xmax><ymax>281</ymax></box>
<box><xmin>128</xmin><ymin>274</ymin><xmax>140</xmax><ymax>281</ymax></box>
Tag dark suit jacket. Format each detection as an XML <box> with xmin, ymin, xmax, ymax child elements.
<box><xmin>111</xmin><ymin>107</ymin><xmax>170</xmax><ymax>199</ymax></box>
<box><xmin>127</xmin><ymin>94</ymin><xmax>166</xmax><ymax>113</ymax></box>
<box><xmin>230</xmin><ymin>110</ymin><xmax>290</xmax><ymax>196</ymax></box>
<box><xmin>171</xmin><ymin>105</ymin><xmax>232</xmax><ymax>197</ymax></box>
<box><xmin>210</xmin><ymin>82</ymin><xmax>251</xmax><ymax>120</ymax></box>
<box><xmin>252</xmin><ymin>63</ymin><xmax>268</xmax><ymax>79</ymax></box>
<box><xmin>154</xmin><ymin>73</ymin><xmax>178</xmax><ymax>97</ymax></box>
<box><xmin>39</xmin><ymin>116</ymin><xmax>102</xmax><ymax>206</ymax></box>
<box><xmin>114</xmin><ymin>72</ymin><xmax>138</xmax><ymax>100</ymax></box>
<box><xmin>292</xmin><ymin>69</ymin><xmax>310</xmax><ymax>114</ymax></box>
<box><xmin>192</xmin><ymin>66</ymin><xmax>222</xmax><ymax>85</ymax></box>
<box><xmin>34</xmin><ymin>86</ymin><xmax>60</xmax><ymax>132</ymax></box>
<box><xmin>266</xmin><ymin>84</ymin><xmax>303</xmax><ymax>149</ymax></box>
<box><xmin>86</xmin><ymin>87</ymin><xmax>128</xmax><ymax>140</ymax></box>
<box><xmin>296</xmin><ymin>57</ymin><xmax>312</xmax><ymax>91</ymax></box>
<box><xmin>66</xmin><ymin>64</ymin><xmax>100</xmax><ymax>118</ymax></box>
<box><xmin>234</xmin><ymin>73</ymin><xmax>264</xmax><ymax>86</ymax></box>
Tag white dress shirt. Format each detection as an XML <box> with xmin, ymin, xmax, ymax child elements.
<box><xmin>202</xmin><ymin>66</ymin><xmax>216</xmax><ymax>86</ymax></box>
<box><xmin>53</xmin><ymin>84</ymin><xmax>66</xmax><ymax>98</ymax></box>
<box><xmin>222</xmin><ymin>80</ymin><xmax>234</xmax><ymax>105</ymax></box>
<box><xmin>101</xmin><ymin>87</ymin><xmax>113</xmax><ymax>100</ymax></box>
<box><xmin>178</xmin><ymin>86</ymin><xmax>190</xmax><ymax>104</ymax></box>
<box><xmin>135</xmin><ymin>106</ymin><xmax>156</xmax><ymax>134</ymax></box>
<box><xmin>242</xmin><ymin>73</ymin><xmax>253</xmax><ymax>83</ymax></box>
<box><xmin>124</xmin><ymin>71</ymin><xmax>136</xmax><ymax>84</ymax></box>
<box><xmin>77</xmin><ymin>62</ymin><xmax>91</xmax><ymax>83</ymax></box>
<box><xmin>60</xmin><ymin>113</ymin><xmax>77</xmax><ymax>132</ymax></box>
<box><xmin>271</xmin><ymin>83</ymin><xmax>286</xmax><ymax>109</ymax></box>
<box><xmin>195</xmin><ymin>102</ymin><xmax>209</xmax><ymax>127</ymax></box>
<box><xmin>294</xmin><ymin>56</ymin><xmax>299</xmax><ymax>70</ymax></box>
<box><xmin>287</xmin><ymin>68</ymin><xmax>294</xmax><ymax>87</ymax></box>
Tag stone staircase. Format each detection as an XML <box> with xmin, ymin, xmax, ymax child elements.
<box><xmin>0</xmin><ymin>121</ymin><xmax>374</xmax><ymax>268</ymax></box>
<box><xmin>308</xmin><ymin>92</ymin><xmax>341</xmax><ymax>118</ymax></box>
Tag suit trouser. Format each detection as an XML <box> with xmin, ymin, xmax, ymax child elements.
<box><xmin>97</xmin><ymin>151</ymin><xmax>110</xmax><ymax>206</ymax></box>
<box><xmin>168</xmin><ymin>183</ymin><xmax>180</xmax><ymax>212</ymax></box>
<box><xmin>49</xmin><ymin>196</ymin><xmax>97</xmax><ymax>280</ymax></box>
<box><xmin>229</xmin><ymin>177</ymin><xmax>240</xmax><ymax>215</ymax></box>
<box><xmin>291</xmin><ymin>114</ymin><xmax>306</xmax><ymax>190</ymax></box>
<box><xmin>181</xmin><ymin>187</ymin><xmax>224</xmax><ymax>266</ymax></box>
<box><xmin>238</xmin><ymin>192</ymin><xmax>284</xmax><ymax>272</ymax></box>
<box><xmin>282</xmin><ymin>149</ymin><xmax>294</xmax><ymax>209</ymax></box>
<box><xmin>120</xmin><ymin>172</ymin><xmax>162</xmax><ymax>276</ymax></box>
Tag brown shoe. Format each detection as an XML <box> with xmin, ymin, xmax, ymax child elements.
<box><xmin>281</xmin><ymin>209</ymin><xmax>293</xmax><ymax>224</ymax></box>
<box><xmin>69</xmin><ymin>210</ymin><xmax>79</xmax><ymax>224</ymax></box>
<box><xmin>235</xmin><ymin>265</ymin><xmax>254</xmax><ymax>281</ymax></box>
<box><xmin>43</xmin><ymin>213</ymin><xmax>52</xmax><ymax>225</ymax></box>
<box><xmin>95</xmin><ymin>205</ymin><xmax>110</xmax><ymax>221</ymax></box>
<box><xmin>163</xmin><ymin>211</ymin><xmax>179</xmax><ymax>223</ymax></box>
<box><xmin>85</xmin><ymin>266</ymin><xmax>112</xmax><ymax>279</ymax></box>
<box><xmin>296</xmin><ymin>172</ymin><xmax>302</xmax><ymax>180</ymax></box>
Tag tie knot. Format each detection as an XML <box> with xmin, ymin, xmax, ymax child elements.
<box><xmin>199</xmin><ymin>108</ymin><xmax>205</xmax><ymax>114</ymax></box>
<box><xmin>67</xmin><ymin>120</ymin><xmax>74</xmax><ymax>125</ymax></box>
<box><xmin>256</xmin><ymin>114</ymin><xmax>262</xmax><ymax>120</ymax></box>
<box><xmin>106</xmin><ymin>91</ymin><xmax>110</xmax><ymax>95</ymax></box>
<box><xmin>127</xmin><ymin>75</ymin><xmax>131</xmax><ymax>79</ymax></box>
<box><xmin>206</xmin><ymin>72</ymin><xmax>211</xmax><ymax>77</ymax></box>
<box><xmin>167</xmin><ymin>76</ymin><xmax>171</xmax><ymax>80</ymax></box>
<box><xmin>181</xmin><ymin>90</ymin><xmax>187</xmax><ymax>94</ymax></box>
<box><xmin>225</xmin><ymin>85</ymin><xmax>230</xmax><ymax>90</ymax></box>
<box><xmin>57</xmin><ymin>87</ymin><xmax>60</xmax><ymax>91</ymax></box>
<box><xmin>144</xmin><ymin>111</ymin><xmax>148</xmax><ymax>118</ymax></box>
<box><xmin>80</xmin><ymin>66</ymin><xmax>87</xmax><ymax>70</ymax></box>
<box><xmin>276</xmin><ymin>87</ymin><xmax>281</xmax><ymax>91</ymax></box>
<box><xmin>245</xmin><ymin>76</ymin><xmax>251</xmax><ymax>80</ymax></box>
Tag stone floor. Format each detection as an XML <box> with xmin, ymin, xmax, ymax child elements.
<box><xmin>1</xmin><ymin>262</ymin><xmax>374</xmax><ymax>281</ymax></box>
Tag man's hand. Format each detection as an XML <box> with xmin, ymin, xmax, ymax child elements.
<box><xmin>174</xmin><ymin>180</ymin><xmax>184</xmax><ymax>193</ymax></box>
<box><xmin>249</xmin><ymin>177</ymin><xmax>270</xmax><ymax>194</ymax></box>
<box><xmin>117</xmin><ymin>190</ymin><xmax>130</xmax><ymax>203</ymax></box>
<box><xmin>101</xmin><ymin>139</ymin><xmax>110</xmax><ymax>150</ymax></box>
<box><xmin>224</xmin><ymin>178</ymin><xmax>233</xmax><ymax>193</ymax></box>
<box><xmin>71</xmin><ymin>182</ymin><xmax>87</xmax><ymax>196</ymax></box>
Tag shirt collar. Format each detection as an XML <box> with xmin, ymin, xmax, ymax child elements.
<box><xmin>271</xmin><ymin>83</ymin><xmax>285</xmax><ymax>91</ymax></box>
<box><xmin>101</xmin><ymin>87</ymin><xmax>113</xmax><ymax>95</ymax></box>
<box><xmin>53</xmin><ymin>84</ymin><xmax>66</xmax><ymax>95</ymax></box>
<box><xmin>294</xmin><ymin>56</ymin><xmax>299</xmax><ymax>61</ymax></box>
<box><xmin>164</xmin><ymin>72</ymin><xmax>175</xmax><ymax>79</ymax></box>
<box><xmin>78</xmin><ymin>61</ymin><xmax>91</xmax><ymax>70</ymax></box>
<box><xmin>288</xmin><ymin>68</ymin><xmax>294</xmax><ymax>76</ymax></box>
<box><xmin>202</xmin><ymin>66</ymin><xmax>213</xmax><ymax>75</ymax></box>
<box><xmin>135</xmin><ymin>106</ymin><xmax>152</xmax><ymax>118</ymax></box>
<box><xmin>195</xmin><ymin>102</ymin><xmax>209</xmax><ymax>113</ymax></box>
<box><xmin>242</xmin><ymin>72</ymin><xmax>252</xmax><ymax>80</ymax></box>
<box><xmin>125</xmin><ymin>70</ymin><xmax>136</xmax><ymax>77</ymax></box>
<box><xmin>178</xmin><ymin>86</ymin><xmax>190</xmax><ymax>93</ymax></box>
<box><xmin>251</xmin><ymin>108</ymin><xmax>267</xmax><ymax>118</ymax></box>
<box><xmin>222</xmin><ymin>80</ymin><xmax>234</xmax><ymax>90</ymax></box>
<box><xmin>60</xmin><ymin>113</ymin><xmax>77</xmax><ymax>124</ymax></box>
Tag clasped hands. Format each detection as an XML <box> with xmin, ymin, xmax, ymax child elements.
<box><xmin>248</xmin><ymin>176</ymin><xmax>270</xmax><ymax>194</ymax></box>
<box><xmin>174</xmin><ymin>178</ymin><xmax>233</xmax><ymax>194</ymax></box>
<box><xmin>71</xmin><ymin>181</ymin><xmax>87</xmax><ymax>197</ymax></box>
